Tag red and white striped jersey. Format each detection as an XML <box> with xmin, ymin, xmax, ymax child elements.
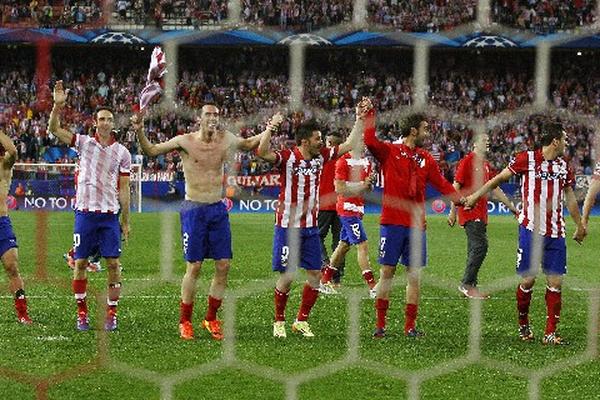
<box><xmin>72</xmin><ymin>134</ymin><xmax>131</xmax><ymax>213</ymax></box>
<box><xmin>508</xmin><ymin>149</ymin><xmax>575</xmax><ymax>238</ymax></box>
<box><xmin>335</xmin><ymin>153</ymin><xmax>372</xmax><ymax>217</ymax></box>
<box><xmin>273</xmin><ymin>146</ymin><xmax>339</xmax><ymax>228</ymax></box>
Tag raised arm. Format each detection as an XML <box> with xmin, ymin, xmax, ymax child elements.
<box><xmin>48</xmin><ymin>80</ymin><xmax>75</xmax><ymax>146</ymax></box>
<box><xmin>256</xmin><ymin>115</ymin><xmax>280</xmax><ymax>163</ymax></box>
<box><xmin>339</xmin><ymin>99</ymin><xmax>372</xmax><ymax>156</ymax></box>
<box><xmin>565</xmin><ymin>186</ymin><xmax>586</xmax><ymax>244</ymax></box>
<box><xmin>0</xmin><ymin>129</ymin><xmax>18</xmax><ymax>169</ymax></box>
<box><xmin>131</xmin><ymin>114</ymin><xmax>181</xmax><ymax>157</ymax></box>
<box><xmin>465</xmin><ymin>167</ymin><xmax>514</xmax><ymax>208</ymax></box>
<box><xmin>582</xmin><ymin>177</ymin><xmax>600</xmax><ymax>229</ymax></box>
<box><xmin>236</xmin><ymin>112</ymin><xmax>284</xmax><ymax>152</ymax></box>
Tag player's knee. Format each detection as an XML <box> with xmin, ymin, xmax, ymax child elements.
<box><xmin>185</xmin><ymin>262</ymin><xmax>202</xmax><ymax>279</ymax></box>
<box><xmin>215</xmin><ymin>260</ymin><xmax>230</xmax><ymax>274</ymax></box>
<box><xmin>106</xmin><ymin>259</ymin><xmax>120</xmax><ymax>270</ymax></box>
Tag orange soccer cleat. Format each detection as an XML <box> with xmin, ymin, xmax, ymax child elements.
<box><xmin>202</xmin><ymin>319</ymin><xmax>224</xmax><ymax>340</ymax></box>
<box><xmin>179</xmin><ymin>320</ymin><xmax>194</xmax><ymax>340</ymax></box>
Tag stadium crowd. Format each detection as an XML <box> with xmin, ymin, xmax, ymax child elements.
<box><xmin>1</xmin><ymin>0</ymin><xmax>596</xmax><ymax>32</ymax></box>
<box><xmin>491</xmin><ymin>0</ymin><xmax>597</xmax><ymax>34</ymax></box>
<box><xmin>0</xmin><ymin>47</ymin><xmax>597</xmax><ymax>179</ymax></box>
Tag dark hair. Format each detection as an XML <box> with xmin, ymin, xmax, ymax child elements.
<box><xmin>399</xmin><ymin>113</ymin><xmax>427</xmax><ymax>138</ymax></box>
<box><xmin>540</xmin><ymin>121</ymin><xmax>564</xmax><ymax>146</ymax></box>
<box><xmin>295</xmin><ymin>119</ymin><xmax>320</xmax><ymax>145</ymax></box>
<box><xmin>95</xmin><ymin>106</ymin><xmax>114</xmax><ymax>120</ymax></box>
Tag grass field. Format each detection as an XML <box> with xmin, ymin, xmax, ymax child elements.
<box><xmin>0</xmin><ymin>211</ymin><xmax>599</xmax><ymax>400</ymax></box>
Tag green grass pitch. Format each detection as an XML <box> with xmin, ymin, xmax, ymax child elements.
<box><xmin>0</xmin><ymin>212</ymin><xmax>598</xmax><ymax>399</ymax></box>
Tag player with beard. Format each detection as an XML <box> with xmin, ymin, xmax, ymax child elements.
<box><xmin>466</xmin><ymin>121</ymin><xmax>586</xmax><ymax>344</ymax></box>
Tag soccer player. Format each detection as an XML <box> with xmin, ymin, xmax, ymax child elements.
<box><xmin>321</xmin><ymin>147</ymin><xmax>377</xmax><ymax>298</ymax></box>
<box><xmin>465</xmin><ymin>121</ymin><xmax>586</xmax><ymax>345</ymax></box>
<box><xmin>581</xmin><ymin>159</ymin><xmax>600</xmax><ymax>232</ymax></box>
<box><xmin>258</xmin><ymin>100</ymin><xmax>368</xmax><ymax>338</ymax></box>
<box><xmin>0</xmin><ymin>129</ymin><xmax>32</xmax><ymax>324</ymax></box>
<box><xmin>363</xmin><ymin>106</ymin><xmax>463</xmax><ymax>338</ymax></box>
<box><xmin>49</xmin><ymin>81</ymin><xmax>131</xmax><ymax>332</ymax></box>
<box><xmin>134</xmin><ymin>105</ymin><xmax>283</xmax><ymax>340</ymax></box>
<box><xmin>448</xmin><ymin>133</ymin><xmax>518</xmax><ymax>299</ymax></box>
<box><xmin>318</xmin><ymin>131</ymin><xmax>345</xmax><ymax>290</ymax></box>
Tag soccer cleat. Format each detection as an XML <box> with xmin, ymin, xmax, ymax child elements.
<box><xmin>202</xmin><ymin>319</ymin><xmax>224</xmax><ymax>340</ymax></box>
<box><xmin>273</xmin><ymin>321</ymin><xmax>287</xmax><ymax>338</ymax></box>
<box><xmin>104</xmin><ymin>309</ymin><xmax>118</xmax><ymax>331</ymax></box>
<box><xmin>518</xmin><ymin>324</ymin><xmax>534</xmax><ymax>341</ymax></box>
<box><xmin>15</xmin><ymin>299</ymin><xmax>32</xmax><ymax>325</ymax></box>
<box><xmin>291</xmin><ymin>320</ymin><xmax>315</xmax><ymax>337</ymax></box>
<box><xmin>373</xmin><ymin>327</ymin><xmax>386</xmax><ymax>338</ymax></box>
<box><xmin>318</xmin><ymin>282</ymin><xmax>338</xmax><ymax>295</ymax></box>
<box><xmin>179</xmin><ymin>321</ymin><xmax>194</xmax><ymax>340</ymax></box>
<box><xmin>406</xmin><ymin>328</ymin><xmax>425</xmax><ymax>338</ymax></box>
<box><xmin>542</xmin><ymin>332</ymin><xmax>569</xmax><ymax>346</ymax></box>
<box><xmin>458</xmin><ymin>285</ymin><xmax>490</xmax><ymax>299</ymax></box>
<box><xmin>76</xmin><ymin>312</ymin><xmax>90</xmax><ymax>331</ymax></box>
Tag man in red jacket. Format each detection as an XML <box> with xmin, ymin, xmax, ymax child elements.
<box><xmin>364</xmin><ymin>106</ymin><xmax>463</xmax><ymax>338</ymax></box>
<box><xmin>448</xmin><ymin>134</ymin><xmax>517</xmax><ymax>299</ymax></box>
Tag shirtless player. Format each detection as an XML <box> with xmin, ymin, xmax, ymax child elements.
<box><xmin>133</xmin><ymin>105</ymin><xmax>283</xmax><ymax>340</ymax></box>
<box><xmin>0</xmin><ymin>129</ymin><xmax>31</xmax><ymax>324</ymax></box>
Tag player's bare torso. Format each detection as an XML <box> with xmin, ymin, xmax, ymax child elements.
<box><xmin>178</xmin><ymin>129</ymin><xmax>234</xmax><ymax>203</ymax></box>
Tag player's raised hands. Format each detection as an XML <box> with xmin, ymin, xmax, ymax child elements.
<box><xmin>356</xmin><ymin>97</ymin><xmax>373</xmax><ymax>120</ymax></box>
<box><xmin>53</xmin><ymin>80</ymin><xmax>68</xmax><ymax>106</ymax></box>
<box><xmin>130</xmin><ymin>114</ymin><xmax>144</xmax><ymax>132</ymax></box>
<box><xmin>267</xmin><ymin>112</ymin><xmax>284</xmax><ymax>132</ymax></box>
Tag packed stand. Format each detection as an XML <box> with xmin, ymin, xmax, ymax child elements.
<box><xmin>491</xmin><ymin>0</ymin><xmax>597</xmax><ymax>34</ymax></box>
<box><xmin>0</xmin><ymin>47</ymin><xmax>597</xmax><ymax>178</ymax></box>
<box><xmin>0</xmin><ymin>0</ymin><xmax>104</xmax><ymax>28</ymax></box>
<box><xmin>368</xmin><ymin>0</ymin><xmax>477</xmax><ymax>32</ymax></box>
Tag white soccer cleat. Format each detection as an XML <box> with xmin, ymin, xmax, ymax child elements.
<box><xmin>318</xmin><ymin>282</ymin><xmax>338</xmax><ymax>295</ymax></box>
<box><xmin>273</xmin><ymin>321</ymin><xmax>287</xmax><ymax>338</ymax></box>
<box><xmin>291</xmin><ymin>320</ymin><xmax>315</xmax><ymax>337</ymax></box>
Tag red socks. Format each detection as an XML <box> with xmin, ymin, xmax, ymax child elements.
<box><xmin>405</xmin><ymin>303</ymin><xmax>418</xmax><ymax>334</ymax></box>
<box><xmin>544</xmin><ymin>286</ymin><xmax>562</xmax><ymax>335</ymax></box>
<box><xmin>180</xmin><ymin>301</ymin><xmax>193</xmax><ymax>324</ymax></box>
<box><xmin>296</xmin><ymin>284</ymin><xmax>319</xmax><ymax>322</ymax></box>
<box><xmin>108</xmin><ymin>282</ymin><xmax>121</xmax><ymax>313</ymax></box>
<box><xmin>516</xmin><ymin>285</ymin><xmax>533</xmax><ymax>326</ymax></box>
<box><xmin>274</xmin><ymin>288</ymin><xmax>289</xmax><ymax>322</ymax></box>
<box><xmin>205</xmin><ymin>295</ymin><xmax>222</xmax><ymax>321</ymax></box>
<box><xmin>321</xmin><ymin>266</ymin><xmax>337</xmax><ymax>284</ymax></box>
<box><xmin>73</xmin><ymin>279</ymin><xmax>88</xmax><ymax>315</ymax></box>
<box><xmin>375</xmin><ymin>298</ymin><xmax>389</xmax><ymax>329</ymax></box>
